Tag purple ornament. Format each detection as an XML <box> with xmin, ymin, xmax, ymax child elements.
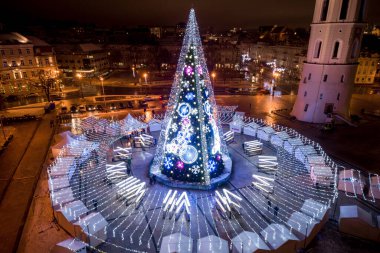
<box><xmin>216</xmin><ymin>154</ymin><xmax>221</xmax><ymax>161</ymax></box>
<box><xmin>185</xmin><ymin>66</ymin><xmax>193</xmax><ymax>76</ymax></box>
<box><xmin>197</xmin><ymin>66</ymin><xmax>203</xmax><ymax>75</ymax></box>
<box><xmin>176</xmin><ymin>160</ymin><xmax>184</xmax><ymax>170</ymax></box>
<box><xmin>182</xmin><ymin>117</ymin><xmax>190</xmax><ymax>126</ymax></box>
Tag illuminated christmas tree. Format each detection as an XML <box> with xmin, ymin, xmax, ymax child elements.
<box><xmin>151</xmin><ymin>9</ymin><xmax>231</xmax><ymax>187</ymax></box>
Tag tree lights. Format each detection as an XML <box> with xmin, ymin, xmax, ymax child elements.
<box><xmin>151</xmin><ymin>9</ymin><xmax>230</xmax><ymax>186</ymax></box>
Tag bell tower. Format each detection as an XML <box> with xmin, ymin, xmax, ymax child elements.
<box><xmin>291</xmin><ymin>0</ymin><xmax>367</xmax><ymax>123</ymax></box>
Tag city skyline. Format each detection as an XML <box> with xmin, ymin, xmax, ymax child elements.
<box><xmin>2</xmin><ymin>0</ymin><xmax>380</xmax><ymax>29</ymax></box>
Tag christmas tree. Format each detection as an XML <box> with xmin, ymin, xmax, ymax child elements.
<box><xmin>151</xmin><ymin>9</ymin><xmax>230</xmax><ymax>186</ymax></box>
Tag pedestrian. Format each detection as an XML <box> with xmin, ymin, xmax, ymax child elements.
<box><xmin>93</xmin><ymin>199</ymin><xmax>98</xmax><ymax>211</ymax></box>
<box><xmin>267</xmin><ymin>199</ymin><xmax>271</xmax><ymax>211</ymax></box>
<box><xmin>149</xmin><ymin>177</ymin><xmax>153</xmax><ymax>185</ymax></box>
<box><xmin>152</xmin><ymin>110</ymin><xmax>155</xmax><ymax>115</ymax></box>
<box><xmin>127</xmin><ymin>167</ymin><xmax>131</xmax><ymax>175</ymax></box>
<box><xmin>274</xmin><ymin>206</ymin><xmax>279</xmax><ymax>217</ymax></box>
<box><xmin>152</xmin><ymin>174</ymin><xmax>156</xmax><ymax>184</ymax></box>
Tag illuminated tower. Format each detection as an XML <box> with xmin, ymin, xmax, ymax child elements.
<box><xmin>291</xmin><ymin>0</ymin><xmax>367</xmax><ymax>123</ymax></box>
<box><xmin>150</xmin><ymin>9</ymin><xmax>231</xmax><ymax>189</ymax></box>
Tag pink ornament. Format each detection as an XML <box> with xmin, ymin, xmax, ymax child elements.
<box><xmin>197</xmin><ymin>66</ymin><xmax>203</xmax><ymax>75</ymax></box>
<box><xmin>182</xmin><ymin>117</ymin><xmax>190</xmax><ymax>126</ymax></box>
<box><xmin>176</xmin><ymin>160</ymin><xmax>184</xmax><ymax>170</ymax></box>
<box><xmin>185</xmin><ymin>66</ymin><xmax>193</xmax><ymax>76</ymax></box>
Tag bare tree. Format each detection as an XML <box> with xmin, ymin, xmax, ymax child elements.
<box><xmin>31</xmin><ymin>70</ymin><xmax>56</xmax><ymax>101</ymax></box>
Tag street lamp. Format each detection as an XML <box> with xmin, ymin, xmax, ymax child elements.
<box><xmin>143</xmin><ymin>73</ymin><xmax>148</xmax><ymax>85</ymax></box>
<box><xmin>76</xmin><ymin>73</ymin><xmax>84</xmax><ymax>99</ymax></box>
<box><xmin>132</xmin><ymin>66</ymin><xmax>136</xmax><ymax>78</ymax></box>
<box><xmin>100</xmin><ymin>77</ymin><xmax>106</xmax><ymax>109</ymax></box>
<box><xmin>211</xmin><ymin>72</ymin><xmax>216</xmax><ymax>86</ymax></box>
<box><xmin>143</xmin><ymin>73</ymin><xmax>148</xmax><ymax>96</ymax></box>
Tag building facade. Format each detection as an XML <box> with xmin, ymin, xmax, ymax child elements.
<box><xmin>55</xmin><ymin>43</ymin><xmax>109</xmax><ymax>78</ymax></box>
<box><xmin>291</xmin><ymin>0</ymin><xmax>367</xmax><ymax>123</ymax></box>
<box><xmin>354</xmin><ymin>55</ymin><xmax>379</xmax><ymax>84</ymax></box>
<box><xmin>0</xmin><ymin>33</ymin><xmax>58</xmax><ymax>95</ymax></box>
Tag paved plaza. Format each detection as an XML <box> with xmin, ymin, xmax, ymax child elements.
<box><xmin>0</xmin><ymin>94</ymin><xmax>379</xmax><ymax>252</ymax></box>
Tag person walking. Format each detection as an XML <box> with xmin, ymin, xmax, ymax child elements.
<box><xmin>93</xmin><ymin>199</ymin><xmax>98</xmax><ymax>211</ymax></box>
<box><xmin>267</xmin><ymin>199</ymin><xmax>271</xmax><ymax>211</ymax></box>
<box><xmin>274</xmin><ymin>206</ymin><xmax>279</xmax><ymax>217</ymax></box>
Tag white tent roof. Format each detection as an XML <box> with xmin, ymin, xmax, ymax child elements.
<box><xmin>231</xmin><ymin>231</ymin><xmax>269</xmax><ymax>253</ymax></box>
<box><xmin>286</xmin><ymin>211</ymin><xmax>318</xmax><ymax>237</ymax></box>
<box><xmin>197</xmin><ymin>235</ymin><xmax>228</xmax><ymax>253</ymax></box>
<box><xmin>285</xmin><ymin>138</ymin><xmax>304</xmax><ymax>146</ymax></box>
<box><xmin>339</xmin><ymin>205</ymin><xmax>374</xmax><ymax>227</ymax></box>
<box><xmin>148</xmin><ymin>118</ymin><xmax>162</xmax><ymax>125</ymax></box>
<box><xmin>260</xmin><ymin>224</ymin><xmax>298</xmax><ymax>250</ymax></box>
<box><xmin>51</xmin><ymin>187</ymin><xmax>75</xmax><ymax>207</ymax></box>
<box><xmin>273</xmin><ymin>131</ymin><xmax>289</xmax><ymax>140</ymax></box>
<box><xmin>50</xmin><ymin>157</ymin><xmax>75</xmax><ymax>177</ymax></box>
<box><xmin>295</xmin><ymin>145</ymin><xmax>317</xmax><ymax>156</ymax></box>
<box><xmin>300</xmin><ymin>199</ymin><xmax>329</xmax><ymax>221</ymax></box>
<box><xmin>306</xmin><ymin>155</ymin><xmax>325</xmax><ymax>165</ymax></box>
<box><xmin>160</xmin><ymin>233</ymin><xmax>193</xmax><ymax>253</ymax></box>
<box><xmin>122</xmin><ymin>114</ymin><xmax>147</xmax><ymax>131</ymax></box>
<box><xmin>74</xmin><ymin>212</ymin><xmax>108</xmax><ymax>234</ymax></box>
<box><xmin>54</xmin><ymin>238</ymin><xmax>87</xmax><ymax>252</ymax></box>
<box><xmin>244</xmin><ymin>122</ymin><xmax>260</xmax><ymax>129</ymax></box>
<box><xmin>58</xmin><ymin>200</ymin><xmax>89</xmax><ymax>222</ymax></box>
<box><xmin>49</xmin><ymin>176</ymin><xmax>70</xmax><ymax>191</ymax></box>
<box><xmin>259</xmin><ymin>126</ymin><xmax>275</xmax><ymax>134</ymax></box>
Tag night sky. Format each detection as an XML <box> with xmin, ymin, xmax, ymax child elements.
<box><xmin>2</xmin><ymin>0</ymin><xmax>380</xmax><ymax>29</ymax></box>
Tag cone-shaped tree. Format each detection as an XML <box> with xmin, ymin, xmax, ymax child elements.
<box><xmin>151</xmin><ymin>9</ymin><xmax>230</xmax><ymax>185</ymax></box>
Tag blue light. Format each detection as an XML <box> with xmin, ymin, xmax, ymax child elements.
<box><xmin>185</xmin><ymin>92</ymin><xmax>195</xmax><ymax>101</ymax></box>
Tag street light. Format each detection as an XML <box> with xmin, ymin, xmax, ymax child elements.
<box><xmin>143</xmin><ymin>73</ymin><xmax>148</xmax><ymax>84</ymax></box>
<box><xmin>143</xmin><ymin>73</ymin><xmax>148</xmax><ymax>96</ymax></box>
<box><xmin>76</xmin><ymin>73</ymin><xmax>84</xmax><ymax>99</ymax></box>
<box><xmin>100</xmin><ymin>77</ymin><xmax>106</xmax><ymax>109</ymax></box>
<box><xmin>132</xmin><ymin>66</ymin><xmax>136</xmax><ymax>78</ymax></box>
<box><xmin>211</xmin><ymin>72</ymin><xmax>216</xmax><ymax>86</ymax></box>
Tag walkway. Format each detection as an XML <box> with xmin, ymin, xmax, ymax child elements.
<box><xmin>0</xmin><ymin>112</ymin><xmax>56</xmax><ymax>253</ymax></box>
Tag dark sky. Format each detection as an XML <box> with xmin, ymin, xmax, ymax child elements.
<box><xmin>2</xmin><ymin>0</ymin><xmax>380</xmax><ymax>29</ymax></box>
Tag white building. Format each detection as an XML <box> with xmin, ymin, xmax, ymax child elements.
<box><xmin>291</xmin><ymin>0</ymin><xmax>367</xmax><ymax>123</ymax></box>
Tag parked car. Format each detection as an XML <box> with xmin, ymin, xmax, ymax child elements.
<box><xmin>70</xmin><ymin>105</ymin><xmax>78</xmax><ymax>113</ymax></box>
<box><xmin>86</xmin><ymin>104</ymin><xmax>95</xmax><ymax>111</ymax></box>
<box><xmin>61</xmin><ymin>106</ymin><xmax>68</xmax><ymax>114</ymax></box>
<box><xmin>78</xmin><ymin>105</ymin><xmax>86</xmax><ymax>113</ymax></box>
<box><xmin>96</xmin><ymin>104</ymin><xmax>104</xmax><ymax>111</ymax></box>
<box><xmin>25</xmin><ymin>92</ymin><xmax>39</xmax><ymax>98</ymax></box>
<box><xmin>50</xmin><ymin>94</ymin><xmax>64</xmax><ymax>101</ymax></box>
<box><xmin>110</xmin><ymin>103</ymin><xmax>117</xmax><ymax>110</ymax></box>
<box><xmin>127</xmin><ymin>101</ymin><xmax>134</xmax><ymax>108</ymax></box>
